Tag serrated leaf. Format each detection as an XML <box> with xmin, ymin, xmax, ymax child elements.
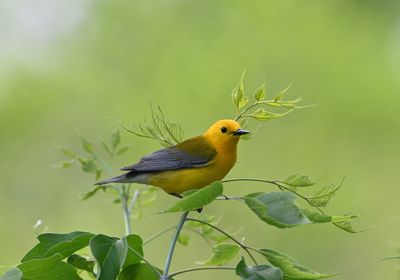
<box><xmin>259</xmin><ymin>249</ymin><xmax>334</xmax><ymax>279</ymax></box>
<box><xmin>163</xmin><ymin>181</ymin><xmax>223</xmax><ymax>213</ymax></box>
<box><xmin>236</xmin><ymin>257</ymin><xmax>283</xmax><ymax>280</ymax></box>
<box><xmin>116</xmin><ymin>145</ymin><xmax>130</xmax><ymax>156</ymax></box>
<box><xmin>274</xmin><ymin>85</ymin><xmax>291</xmax><ymax>102</ymax></box>
<box><xmin>90</xmin><ymin>234</ymin><xmax>128</xmax><ymax>280</ymax></box>
<box><xmin>177</xmin><ymin>233</ymin><xmax>190</xmax><ymax>246</ymax></box>
<box><xmin>244</xmin><ymin>192</ymin><xmax>310</xmax><ymax>228</ymax></box>
<box><xmin>18</xmin><ymin>254</ymin><xmax>82</xmax><ymax>280</ymax></box>
<box><xmin>22</xmin><ymin>231</ymin><xmax>94</xmax><ymax>262</ymax></box>
<box><xmin>309</xmin><ymin>186</ymin><xmax>340</xmax><ymax>207</ymax></box>
<box><xmin>67</xmin><ymin>254</ymin><xmax>95</xmax><ymax>274</ymax></box>
<box><xmin>0</xmin><ymin>268</ymin><xmax>22</xmax><ymax>280</ymax></box>
<box><xmin>80</xmin><ymin>137</ymin><xmax>94</xmax><ymax>155</ymax></box>
<box><xmin>117</xmin><ymin>264</ymin><xmax>162</xmax><ymax>280</ymax></box>
<box><xmin>111</xmin><ymin>129</ymin><xmax>121</xmax><ymax>149</ymax></box>
<box><xmin>198</xmin><ymin>244</ymin><xmax>239</xmax><ymax>266</ymax></box>
<box><xmin>254</xmin><ymin>84</ymin><xmax>266</xmax><ymax>102</ymax></box>
<box><xmin>282</xmin><ymin>174</ymin><xmax>315</xmax><ymax>187</ymax></box>
<box><xmin>122</xmin><ymin>235</ymin><xmax>144</xmax><ymax>269</ymax></box>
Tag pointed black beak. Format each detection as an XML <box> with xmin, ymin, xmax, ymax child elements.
<box><xmin>233</xmin><ymin>128</ymin><xmax>250</xmax><ymax>136</ymax></box>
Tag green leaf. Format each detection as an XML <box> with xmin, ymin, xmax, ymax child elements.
<box><xmin>0</xmin><ymin>268</ymin><xmax>22</xmax><ymax>280</ymax></box>
<box><xmin>309</xmin><ymin>180</ymin><xmax>343</xmax><ymax>207</ymax></box>
<box><xmin>333</xmin><ymin>220</ymin><xmax>365</xmax><ymax>233</ymax></box>
<box><xmin>258</xmin><ymin>249</ymin><xmax>334</xmax><ymax>279</ymax></box>
<box><xmin>67</xmin><ymin>254</ymin><xmax>95</xmax><ymax>274</ymax></box>
<box><xmin>232</xmin><ymin>74</ymin><xmax>249</xmax><ymax>110</ymax></box>
<box><xmin>90</xmin><ymin>234</ymin><xmax>127</xmax><ymax>280</ymax></box>
<box><xmin>301</xmin><ymin>209</ymin><xmax>358</xmax><ymax>224</ymax></box>
<box><xmin>80</xmin><ymin>185</ymin><xmax>108</xmax><ymax>200</ymax></box>
<box><xmin>78</xmin><ymin>158</ymin><xmax>100</xmax><ymax>173</ymax></box>
<box><xmin>254</xmin><ymin>84</ymin><xmax>266</xmax><ymax>102</ymax></box>
<box><xmin>18</xmin><ymin>254</ymin><xmax>82</xmax><ymax>280</ymax></box>
<box><xmin>273</xmin><ymin>85</ymin><xmax>291</xmax><ymax>102</ymax></box>
<box><xmin>22</xmin><ymin>231</ymin><xmax>94</xmax><ymax>262</ymax></box>
<box><xmin>282</xmin><ymin>174</ymin><xmax>315</xmax><ymax>187</ymax></box>
<box><xmin>163</xmin><ymin>181</ymin><xmax>223</xmax><ymax>213</ymax></box>
<box><xmin>111</xmin><ymin>129</ymin><xmax>121</xmax><ymax>149</ymax></box>
<box><xmin>117</xmin><ymin>264</ymin><xmax>162</xmax><ymax>280</ymax></box>
<box><xmin>244</xmin><ymin>192</ymin><xmax>310</xmax><ymax>228</ymax></box>
<box><xmin>122</xmin><ymin>235</ymin><xmax>144</xmax><ymax>269</ymax></box>
<box><xmin>250</xmin><ymin>108</ymin><xmax>292</xmax><ymax>121</ymax></box>
<box><xmin>177</xmin><ymin>233</ymin><xmax>190</xmax><ymax>246</ymax></box>
<box><xmin>53</xmin><ymin>160</ymin><xmax>74</xmax><ymax>168</ymax></box>
<box><xmin>236</xmin><ymin>257</ymin><xmax>283</xmax><ymax>280</ymax></box>
<box><xmin>100</xmin><ymin>138</ymin><xmax>112</xmax><ymax>155</ymax></box>
<box><xmin>60</xmin><ymin>148</ymin><xmax>78</xmax><ymax>159</ymax></box>
<box><xmin>80</xmin><ymin>137</ymin><xmax>94</xmax><ymax>155</ymax></box>
<box><xmin>116</xmin><ymin>145</ymin><xmax>130</xmax><ymax>155</ymax></box>
<box><xmin>198</xmin><ymin>244</ymin><xmax>239</xmax><ymax>266</ymax></box>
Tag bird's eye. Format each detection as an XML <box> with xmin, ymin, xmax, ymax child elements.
<box><xmin>221</xmin><ymin>127</ymin><xmax>227</xmax><ymax>133</ymax></box>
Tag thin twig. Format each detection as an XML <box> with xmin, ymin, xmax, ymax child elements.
<box><xmin>143</xmin><ymin>226</ymin><xmax>177</xmax><ymax>246</ymax></box>
<box><xmin>186</xmin><ymin>218</ymin><xmax>258</xmax><ymax>265</ymax></box>
<box><xmin>169</xmin><ymin>266</ymin><xmax>235</xmax><ymax>278</ymax></box>
<box><xmin>161</xmin><ymin>212</ymin><xmax>190</xmax><ymax>280</ymax></box>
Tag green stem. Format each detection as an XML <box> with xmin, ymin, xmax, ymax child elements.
<box><xmin>186</xmin><ymin>218</ymin><xmax>258</xmax><ymax>265</ymax></box>
<box><xmin>144</xmin><ymin>226</ymin><xmax>177</xmax><ymax>246</ymax></box>
<box><xmin>120</xmin><ymin>185</ymin><xmax>132</xmax><ymax>235</ymax></box>
<box><xmin>161</xmin><ymin>212</ymin><xmax>189</xmax><ymax>280</ymax></box>
<box><xmin>169</xmin><ymin>266</ymin><xmax>235</xmax><ymax>278</ymax></box>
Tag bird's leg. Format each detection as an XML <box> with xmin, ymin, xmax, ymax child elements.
<box><xmin>169</xmin><ymin>193</ymin><xmax>203</xmax><ymax>213</ymax></box>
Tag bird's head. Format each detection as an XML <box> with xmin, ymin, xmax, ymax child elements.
<box><xmin>204</xmin><ymin>119</ymin><xmax>250</xmax><ymax>149</ymax></box>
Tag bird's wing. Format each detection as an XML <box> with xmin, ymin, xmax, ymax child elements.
<box><xmin>121</xmin><ymin>136</ymin><xmax>217</xmax><ymax>172</ymax></box>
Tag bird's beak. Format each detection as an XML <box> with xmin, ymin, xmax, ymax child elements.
<box><xmin>233</xmin><ymin>128</ymin><xmax>250</xmax><ymax>136</ymax></box>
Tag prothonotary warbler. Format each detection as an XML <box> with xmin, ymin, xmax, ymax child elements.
<box><xmin>96</xmin><ymin>119</ymin><xmax>249</xmax><ymax>195</ymax></box>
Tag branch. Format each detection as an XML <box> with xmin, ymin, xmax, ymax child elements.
<box><xmin>169</xmin><ymin>266</ymin><xmax>235</xmax><ymax>278</ymax></box>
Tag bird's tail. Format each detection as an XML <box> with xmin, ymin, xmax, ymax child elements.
<box><xmin>95</xmin><ymin>173</ymin><xmax>131</xmax><ymax>185</ymax></box>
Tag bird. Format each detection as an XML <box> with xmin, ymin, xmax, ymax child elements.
<box><xmin>95</xmin><ymin>119</ymin><xmax>249</xmax><ymax>195</ymax></box>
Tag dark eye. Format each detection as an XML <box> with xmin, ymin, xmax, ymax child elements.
<box><xmin>221</xmin><ymin>127</ymin><xmax>227</xmax><ymax>133</ymax></box>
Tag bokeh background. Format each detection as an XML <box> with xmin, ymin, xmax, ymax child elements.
<box><xmin>1</xmin><ymin>0</ymin><xmax>400</xmax><ymax>279</ymax></box>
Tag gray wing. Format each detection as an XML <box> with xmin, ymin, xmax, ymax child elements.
<box><xmin>120</xmin><ymin>146</ymin><xmax>216</xmax><ymax>173</ymax></box>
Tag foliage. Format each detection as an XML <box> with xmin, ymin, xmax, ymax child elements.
<box><xmin>0</xmin><ymin>77</ymin><xmax>362</xmax><ymax>280</ymax></box>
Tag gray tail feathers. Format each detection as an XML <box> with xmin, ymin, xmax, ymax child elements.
<box><xmin>95</xmin><ymin>173</ymin><xmax>130</xmax><ymax>185</ymax></box>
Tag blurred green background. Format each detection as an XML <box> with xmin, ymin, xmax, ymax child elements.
<box><xmin>1</xmin><ymin>0</ymin><xmax>400</xmax><ymax>279</ymax></box>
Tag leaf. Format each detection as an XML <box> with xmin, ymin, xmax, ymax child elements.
<box><xmin>116</xmin><ymin>145</ymin><xmax>130</xmax><ymax>155</ymax></box>
<box><xmin>18</xmin><ymin>254</ymin><xmax>82</xmax><ymax>280</ymax></box>
<box><xmin>78</xmin><ymin>158</ymin><xmax>100</xmax><ymax>173</ymax></box>
<box><xmin>80</xmin><ymin>185</ymin><xmax>108</xmax><ymax>200</ymax></box>
<box><xmin>100</xmin><ymin>138</ymin><xmax>112</xmax><ymax>155</ymax></box>
<box><xmin>244</xmin><ymin>192</ymin><xmax>310</xmax><ymax>228</ymax></box>
<box><xmin>333</xmin><ymin>220</ymin><xmax>365</xmax><ymax>233</ymax></box>
<box><xmin>122</xmin><ymin>235</ymin><xmax>144</xmax><ymax>269</ymax></box>
<box><xmin>80</xmin><ymin>137</ymin><xmax>94</xmax><ymax>155</ymax></box>
<box><xmin>236</xmin><ymin>257</ymin><xmax>283</xmax><ymax>280</ymax></box>
<box><xmin>90</xmin><ymin>234</ymin><xmax>127</xmax><ymax>280</ymax></box>
<box><xmin>309</xmin><ymin>179</ymin><xmax>344</xmax><ymax>207</ymax></box>
<box><xmin>117</xmin><ymin>264</ymin><xmax>162</xmax><ymax>280</ymax></box>
<box><xmin>111</xmin><ymin>129</ymin><xmax>121</xmax><ymax>149</ymax></box>
<box><xmin>232</xmin><ymin>73</ymin><xmax>249</xmax><ymax>110</ymax></box>
<box><xmin>22</xmin><ymin>231</ymin><xmax>95</xmax><ymax>262</ymax></box>
<box><xmin>273</xmin><ymin>85</ymin><xmax>291</xmax><ymax>102</ymax></box>
<box><xmin>282</xmin><ymin>174</ymin><xmax>315</xmax><ymax>187</ymax></box>
<box><xmin>0</xmin><ymin>268</ymin><xmax>22</xmax><ymax>280</ymax></box>
<box><xmin>254</xmin><ymin>84</ymin><xmax>266</xmax><ymax>102</ymax></box>
<box><xmin>198</xmin><ymin>244</ymin><xmax>239</xmax><ymax>266</ymax></box>
<box><xmin>53</xmin><ymin>160</ymin><xmax>74</xmax><ymax>168</ymax></box>
<box><xmin>258</xmin><ymin>249</ymin><xmax>334</xmax><ymax>279</ymax></box>
<box><xmin>301</xmin><ymin>209</ymin><xmax>357</xmax><ymax>224</ymax></box>
<box><xmin>61</xmin><ymin>148</ymin><xmax>78</xmax><ymax>159</ymax></box>
<box><xmin>163</xmin><ymin>181</ymin><xmax>223</xmax><ymax>213</ymax></box>
<box><xmin>250</xmin><ymin>108</ymin><xmax>292</xmax><ymax>121</ymax></box>
<box><xmin>67</xmin><ymin>254</ymin><xmax>95</xmax><ymax>274</ymax></box>
<box><xmin>177</xmin><ymin>233</ymin><xmax>190</xmax><ymax>246</ymax></box>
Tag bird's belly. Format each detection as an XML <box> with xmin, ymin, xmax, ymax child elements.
<box><xmin>148</xmin><ymin>162</ymin><xmax>232</xmax><ymax>194</ymax></box>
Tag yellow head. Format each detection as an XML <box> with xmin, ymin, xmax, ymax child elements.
<box><xmin>203</xmin><ymin>119</ymin><xmax>249</xmax><ymax>150</ymax></box>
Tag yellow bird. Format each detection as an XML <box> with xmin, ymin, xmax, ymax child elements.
<box><xmin>96</xmin><ymin>119</ymin><xmax>249</xmax><ymax>195</ymax></box>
